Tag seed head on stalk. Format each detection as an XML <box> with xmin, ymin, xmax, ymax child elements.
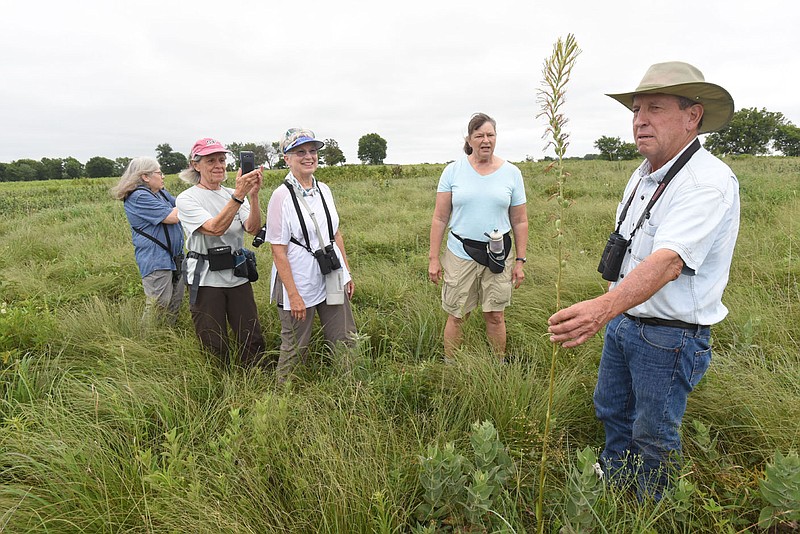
<box><xmin>537</xmin><ymin>34</ymin><xmax>580</xmax><ymax>164</ymax></box>
<box><xmin>534</xmin><ymin>33</ymin><xmax>581</xmax><ymax>534</ymax></box>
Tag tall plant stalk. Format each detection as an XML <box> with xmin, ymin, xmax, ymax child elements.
<box><xmin>534</xmin><ymin>33</ymin><xmax>581</xmax><ymax>534</ymax></box>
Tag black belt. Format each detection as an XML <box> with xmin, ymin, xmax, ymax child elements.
<box><xmin>623</xmin><ymin>313</ymin><xmax>708</xmax><ymax>330</ymax></box>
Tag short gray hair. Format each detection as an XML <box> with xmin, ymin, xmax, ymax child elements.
<box><xmin>676</xmin><ymin>95</ymin><xmax>704</xmax><ymax>131</ymax></box>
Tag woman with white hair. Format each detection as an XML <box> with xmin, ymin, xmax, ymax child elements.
<box><xmin>176</xmin><ymin>138</ymin><xmax>266</xmax><ymax>367</ymax></box>
<box><xmin>111</xmin><ymin>157</ymin><xmax>185</xmax><ymax>324</ymax></box>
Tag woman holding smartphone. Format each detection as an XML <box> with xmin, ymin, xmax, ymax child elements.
<box><xmin>176</xmin><ymin>137</ymin><xmax>266</xmax><ymax>367</ymax></box>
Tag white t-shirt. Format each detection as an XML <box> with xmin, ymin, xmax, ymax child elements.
<box><xmin>266</xmin><ymin>180</ymin><xmax>351</xmax><ymax>309</ymax></box>
<box><xmin>176</xmin><ymin>185</ymin><xmax>251</xmax><ymax>288</ymax></box>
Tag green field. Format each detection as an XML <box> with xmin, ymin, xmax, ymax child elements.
<box><xmin>0</xmin><ymin>158</ymin><xmax>798</xmax><ymax>532</ymax></box>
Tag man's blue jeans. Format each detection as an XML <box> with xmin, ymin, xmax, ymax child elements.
<box><xmin>594</xmin><ymin>314</ymin><xmax>711</xmax><ymax>500</ymax></box>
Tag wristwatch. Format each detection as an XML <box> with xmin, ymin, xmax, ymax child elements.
<box><xmin>231</xmin><ymin>195</ymin><xmax>245</xmax><ymax>204</ymax></box>
<box><xmin>515</xmin><ymin>257</ymin><xmax>527</xmax><ymax>263</ymax></box>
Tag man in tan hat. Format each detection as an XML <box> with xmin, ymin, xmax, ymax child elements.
<box><xmin>547</xmin><ymin>62</ymin><xmax>740</xmax><ymax>499</ymax></box>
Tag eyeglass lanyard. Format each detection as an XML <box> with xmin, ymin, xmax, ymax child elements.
<box><xmin>614</xmin><ymin>138</ymin><xmax>701</xmax><ymax>240</ymax></box>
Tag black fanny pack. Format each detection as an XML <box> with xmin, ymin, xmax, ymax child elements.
<box><xmin>451</xmin><ymin>231</ymin><xmax>511</xmax><ymax>274</ymax></box>
<box><xmin>207</xmin><ymin>245</ymin><xmax>235</xmax><ymax>271</ymax></box>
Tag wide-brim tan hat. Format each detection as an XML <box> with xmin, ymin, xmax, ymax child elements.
<box><xmin>606</xmin><ymin>61</ymin><xmax>734</xmax><ymax>134</ymax></box>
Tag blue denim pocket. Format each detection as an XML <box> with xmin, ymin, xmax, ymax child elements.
<box><xmin>640</xmin><ymin>324</ymin><xmax>684</xmax><ymax>351</ymax></box>
<box><xmin>689</xmin><ymin>347</ymin><xmax>711</xmax><ymax>388</ymax></box>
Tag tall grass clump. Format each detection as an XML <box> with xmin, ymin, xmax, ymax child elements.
<box><xmin>534</xmin><ymin>33</ymin><xmax>581</xmax><ymax>534</ymax></box>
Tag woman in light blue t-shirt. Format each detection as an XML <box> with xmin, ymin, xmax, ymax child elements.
<box><xmin>428</xmin><ymin>113</ymin><xmax>529</xmax><ymax>361</ymax></box>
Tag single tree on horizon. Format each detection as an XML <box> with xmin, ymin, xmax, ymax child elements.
<box><xmin>357</xmin><ymin>133</ymin><xmax>387</xmax><ymax>165</ymax></box>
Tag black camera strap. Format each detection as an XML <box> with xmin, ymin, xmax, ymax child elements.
<box><xmin>132</xmin><ymin>225</ymin><xmax>172</xmax><ymax>255</ymax></box>
<box><xmin>616</xmin><ymin>138</ymin><xmax>701</xmax><ymax>240</ymax></box>
<box><xmin>284</xmin><ymin>180</ymin><xmax>335</xmax><ymax>254</ymax></box>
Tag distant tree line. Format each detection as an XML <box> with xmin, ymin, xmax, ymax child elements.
<box><xmin>8</xmin><ymin>110</ymin><xmax>800</xmax><ymax>180</ymax></box>
<box><xmin>584</xmin><ymin>107</ymin><xmax>800</xmax><ymax>162</ymax></box>
<box><xmin>223</xmin><ymin>138</ymin><xmax>350</xmax><ymax>171</ymax></box>
<box><xmin>0</xmin><ymin>133</ymin><xmax>388</xmax><ymax>182</ymax></box>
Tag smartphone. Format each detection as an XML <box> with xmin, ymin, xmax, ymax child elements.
<box><xmin>240</xmin><ymin>151</ymin><xmax>255</xmax><ymax>174</ymax></box>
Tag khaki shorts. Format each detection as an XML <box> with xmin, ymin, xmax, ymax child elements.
<box><xmin>441</xmin><ymin>248</ymin><xmax>513</xmax><ymax>318</ymax></box>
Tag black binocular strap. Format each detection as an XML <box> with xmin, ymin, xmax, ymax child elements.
<box><xmin>284</xmin><ymin>180</ymin><xmax>335</xmax><ymax>252</ymax></box>
<box><xmin>615</xmin><ymin>138</ymin><xmax>701</xmax><ymax>240</ymax></box>
<box><xmin>614</xmin><ymin>181</ymin><xmax>641</xmax><ymax>234</ymax></box>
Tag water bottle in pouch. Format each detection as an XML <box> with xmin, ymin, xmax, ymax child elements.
<box><xmin>325</xmin><ymin>270</ymin><xmax>345</xmax><ymax>305</ymax></box>
<box><xmin>483</xmin><ymin>228</ymin><xmax>507</xmax><ymax>273</ymax></box>
<box><xmin>486</xmin><ymin>229</ymin><xmax>504</xmax><ymax>254</ymax></box>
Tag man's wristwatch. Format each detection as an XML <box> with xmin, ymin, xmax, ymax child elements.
<box><xmin>515</xmin><ymin>257</ymin><xmax>527</xmax><ymax>263</ymax></box>
<box><xmin>231</xmin><ymin>195</ymin><xmax>245</xmax><ymax>204</ymax></box>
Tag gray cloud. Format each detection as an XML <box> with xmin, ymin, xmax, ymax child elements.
<box><xmin>2</xmin><ymin>0</ymin><xmax>797</xmax><ymax>164</ymax></box>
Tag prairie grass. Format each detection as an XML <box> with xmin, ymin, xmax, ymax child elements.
<box><xmin>0</xmin><ymin>157</ymin><xmax>799</xmax><ymax>532</ymax></box>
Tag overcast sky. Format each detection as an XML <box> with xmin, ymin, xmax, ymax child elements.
<box><xmin>2</xmin><ymin>0</ymin><xmax>796</xmax><ymax>166</ymax></box>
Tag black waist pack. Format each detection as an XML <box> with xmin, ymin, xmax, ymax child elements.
<box><xmin>207</xmin><ymin>245</ymin><xmax>235</xmax><ymax>271</ymax></box>
<box><xmin>451</xmin><ymin>231</ymin><xmax>511</xmax><ymax>274</ymax></box>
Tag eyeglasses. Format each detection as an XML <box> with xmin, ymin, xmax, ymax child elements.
<box><xmin>149</xmin><ymin>170</ymin><xmax>165</xmax><ymax>176</ymax></box>
<box><xmin>290</xmin><ymin>148</ymin><xmax>318</xmax><ymax>158</ymax></box>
